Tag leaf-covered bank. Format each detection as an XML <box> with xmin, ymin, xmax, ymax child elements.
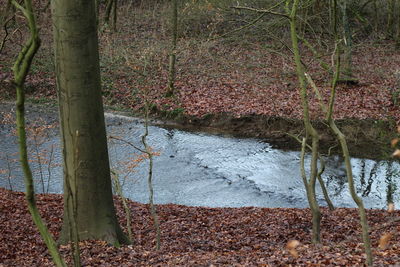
<box><xmin>1</xmin><ymin>188</ymin><xmax>399</xmax><ymax>266</ymax></box>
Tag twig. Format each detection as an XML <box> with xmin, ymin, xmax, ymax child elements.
<box><xmin>5</xmin><ymin>153</ymin><xmax>13</xmax><ymax>191</ymax></box>
<box><xmin>297</xmin><ymin>35</ymin><xmax>332</xmax><ymax>72</ymax></box>
<box><xmin>0</xmin><ymin>15</ymin><xmax>17</xmax><ymax>54</ymax></box>
<box><xmin>300</xmin><ymin>137</ymin><xmax>309</xmax><ymax>189</ymax></box>
<box><xmin>111</xmin><ymin>170</ymin><xmax>133</xmax><ymax>241</ymax></box>
<box><xmin>305</xmin><ymin>72</ymin><xmax>327</xmax><ymax>114</ymax></box>
<box><xmin>231</xmin><ymin>5</ymin><xmax>290</xmax><ymax>19</ymax></box>
<box><xmin>45</xmin><ymin>144</ymin><xmax>54</xmax><ymax>193</ymax></box>
<box><xmin>209</xmin><ymin>12</ymin><xmax>267</xmax><ymax>41</ymax></box>
<box><xmin>109</xmin><ymin>135</ymin><xmax>146</xmax><ymax>153</ymax></box>
<box><xmin>210</xmin><ymin>0</ymin><xmax>286</xmax><ymax>41</ymax></box>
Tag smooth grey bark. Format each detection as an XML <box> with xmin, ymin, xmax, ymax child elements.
<box><xmin>51</xmin><ymin>0</ymin><xmax>129</xmax><ymax>245</ymax></box>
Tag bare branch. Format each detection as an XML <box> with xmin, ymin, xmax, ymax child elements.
<box><xmin>231</xmin><ymin>5</ymin><xmax>290</xmax><ymax>19</ymax></box>
<box><xmin>109</xmin><ymin>135</ymin><xmax>146</xmax><ymax>154</ymax></box>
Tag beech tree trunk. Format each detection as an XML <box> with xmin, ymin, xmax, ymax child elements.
<box><xmin>51</xmin><ymin>0</ymin><xmax>129</xmax><ymax>245</ymax></box>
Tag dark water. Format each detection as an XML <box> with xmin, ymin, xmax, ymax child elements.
<box><xmin>0</xmin><ymin>111</ymin><xmax>399</xmax><ymax>209</ymax></box>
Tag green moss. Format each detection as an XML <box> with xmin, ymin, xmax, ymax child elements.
<box><xmin>202</xmin><ymin>113</ymin><xmax>214</xmax><ymax>120</ymax></box>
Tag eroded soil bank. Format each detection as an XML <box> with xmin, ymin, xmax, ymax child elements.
<box><xmin>152</xmin><ymin>109</ymin><xmax>396</xmax><ymax>160</ymax></box>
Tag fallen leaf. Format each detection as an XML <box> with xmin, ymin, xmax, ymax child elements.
<box><xmin>288</xmin><ymin>248</ymin><xmax>299</xmax><ymax>258</ymax></box>
<box><xmin>392</xmin><ymin>149</ymin><xmax>400</xmax><ymax>158</ymax></box>
<box><xmin>286</xmin><ymin>240</ymin><xmax>300</xmax><ymax>259</ymax></box>
<box><xmin>388</xmin><ymin>203</ymin><xmax>395</xmax><ymax>213</ymax></box>
<box><xmin>378</xmin><ymin>233</ymin><xmax>392</xmax><ymax>250</ymax></box>
<box><xmin>286</xmin><ymin>240</ymin><xmax>300</xmax><ymax>250</ymax></box>
<box><xmin>391</xmin><ymin>138</ymin><xmax>399</xmax><ymax>147</ymax></box>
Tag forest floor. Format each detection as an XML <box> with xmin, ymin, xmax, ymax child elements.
<box><xmin>1</xmin><ymin>188</ymin><xmax>400</xmax><ymax>266</ymax></box>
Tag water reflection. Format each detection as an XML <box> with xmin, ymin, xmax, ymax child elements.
<box><xmin>323</xmin><ymin>156</ymin><xmax>399</xmax><ymax>208</ymax></box>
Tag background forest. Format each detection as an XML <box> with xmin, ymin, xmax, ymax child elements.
<box><xmin>1</xmin><ymin>0</ymin><xmax>399</xmax><ymax>119</ymax></box>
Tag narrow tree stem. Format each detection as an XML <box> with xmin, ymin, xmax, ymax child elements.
<box><xmin>289</xmin><ymin>0</ymin><xmax>321</xmax><ymax>244</ymax></box>
<box><xmin>12</xmin><ymin>1</ymin><xmax>66</xmax><ymax>265</ymax></box>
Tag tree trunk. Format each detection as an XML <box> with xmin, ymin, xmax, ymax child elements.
<box><xmin>328</xmin><ymin>121</ymin><xmax>373</xmax><ymax>265</ymax></box>
<box><xmin>104</xmin><ymin>0</ymin><xmax>113</xmax><ymax>27</ymax></box>
<box><xmin>95</xmin><ymin>0</ymin><xmax>100</xmax><ymax>27</ymax></box>
<box><xmin>51</xmin><ymin>0</ymin><xmax>129</xmax><ymax>245</ymax></box>
<box><xmin>112</xmin><ymin>0</ymin><xmax>117</xmax><ymax>31</ymax></box>
<box><xmin>340</xmin><ymin>0</ymin><xmax>354</xmax><ymax>81</ymax></box>
<box><xmin>396</xmin><ymin>0</ymin><xmax>400</xmax><ymax>47</ymax></box>
<box><xmin>12</xmin><ymin>0</ymin><xmax>66</xmax><ymax>265</ymax></box>
<box><xmin>329</xmin><ymin>0</ymin><xmax>334</xmax><ymax>35</ymax></box>
<box><xmin>289</xmin><ymin>0</ymin><xmax>321</xmax><ymax>244</ymax></box>
<box><xmin>327</xmin><ymin>45</ymin><xmax>373</xmax><ymax>266</ymax></box>
<box><xmin>387</xmin><ymin>0</ymin><xmax>395</xmax><ymax>38</ymax></box>
<box><xmin>166</xmin><ymin>0</ymin><xmax>178</xmax><ymax>97</ymax></box>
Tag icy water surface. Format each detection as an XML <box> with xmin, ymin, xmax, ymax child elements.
<box><xmin>0</xmin><ymin>110</ymin><xmax>399</xmax><ymax>209</ymax></box>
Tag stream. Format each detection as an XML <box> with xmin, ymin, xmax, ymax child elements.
<box><xmin>0</xmin><ymin>106</ymin><xmax>399</xmax><ymax>209</ymax></box>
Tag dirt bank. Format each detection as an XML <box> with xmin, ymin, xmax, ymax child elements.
<box><xmin>153</xmin><ymin>110</ymin><xmax>396</xmax><ymax>160</ymax></box>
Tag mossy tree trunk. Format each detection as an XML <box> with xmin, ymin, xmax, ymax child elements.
<box><xmin>288</xmin><ymin>0</ymin><xmax>321</xmax><ymax>244</ymax></box>
<box><xmin>326</xmin><ymin>45</ymin><xmax>373</xmax><ymax>266</ymax></box>
<box><xmin>12</xmin><ymin>0</ymin><xmax>66</xmax><ymax>266</ymax></box>
<box><xmin>51</xmin><ymin>0</ymin><xmax>129</xmax><ymax>246</ymax></box>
